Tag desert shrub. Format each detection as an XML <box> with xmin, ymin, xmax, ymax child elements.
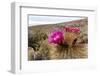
<box><xmin>28</xmin><ymin>31</ymin><xmax>48</xmax><ymax>51</ymax></box>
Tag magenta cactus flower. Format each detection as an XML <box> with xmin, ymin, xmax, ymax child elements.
<box><xmin>48</xmin><ymin>31</ymin><xmax>64</xmax><ymax>45</ymax></box>
<box><xmin>65</xmin><ymin>27</ymin><xmax>80</xmax><ymax>33</ymax></box>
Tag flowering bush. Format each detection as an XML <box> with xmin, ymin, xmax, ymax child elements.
<box><xmin>65</xmin><ymin>27</ymin><xmax>80</xmax><ymax>33</ymax></box>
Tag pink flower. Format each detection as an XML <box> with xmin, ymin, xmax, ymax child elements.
<box><xmin>65</xmin><ymin>27</ymin><xmax>80</xmax><ymax>33</ymax></box>
<box><xmin>48</xmin><ymin>31</ymin><xmax>64</xmax><ymax>45</ymax></box>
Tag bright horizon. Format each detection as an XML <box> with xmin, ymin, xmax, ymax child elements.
<box><xmin>29</xmin><ymin>15</ymin><xmax>86</xmax><ymax>26</ymax></box>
